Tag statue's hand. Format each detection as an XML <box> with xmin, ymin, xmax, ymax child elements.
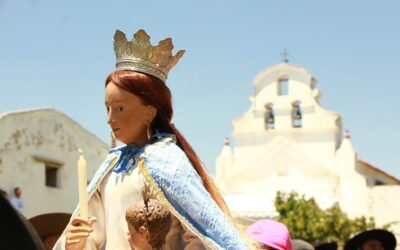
<box><xmin>65</xmin><ymin>216</ymin><xmax>97</xmax><ymax>250</ymax></box>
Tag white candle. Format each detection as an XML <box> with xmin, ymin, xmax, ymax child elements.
<box><xmin>78</xmin><ymin>149</ymin><xmax>89</xmax><ymax>219</ymax></box>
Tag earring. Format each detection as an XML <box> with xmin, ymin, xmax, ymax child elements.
<box><xmin>110</xmin><ymin>131</ymin><xmax>116</xmax><ymax>140</ymax></box>
<box><xmin>146</xmin><ymin>122</ymin><xmax>151</xmax><ymax>141</ymax></box>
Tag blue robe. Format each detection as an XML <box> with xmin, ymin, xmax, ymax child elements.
<box><xmin>54</xmin><ymin>134</ymin><xmax>251</xmax><ymax>250</ymax></box>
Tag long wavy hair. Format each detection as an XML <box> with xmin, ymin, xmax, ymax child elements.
<box><xmin>105</xmin><ymin>70</ymin><xmax>231</xmax><ymax>217</ymax></box>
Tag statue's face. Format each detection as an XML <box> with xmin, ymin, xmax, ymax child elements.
<box><xmin>105</xmin><ymin>82</ymin><xmax>156</xmax><ymax>145</ymax></box>
<box><xmin>127</xmin><ymin>223</ymin><xmax>151</xmax><ymax>250</ymax></box>
<box><xmin>361</xmin><ymin>239</ymin><xmax>384</xmax><ymax>250</ymax></box>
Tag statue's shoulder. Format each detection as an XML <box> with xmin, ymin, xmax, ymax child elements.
<box><xmin>140</xmin><ymin>135</ymin><xmax>195</xmax><ymax>178</ymax></box>
<box><xmin>142</xmin><ymin>135</ymin><xmax>185</xmax><ymax>161</ymax></box>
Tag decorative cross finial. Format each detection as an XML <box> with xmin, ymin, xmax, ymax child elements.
<box><xmin>344</xmin><ymin>130</ymin><xmax>351</xmax><ymax>139</ymax></box>
<box><xmin>280</xmin><ymin>48</ymin><xmax>290</xmax><ymax>63</ymax></box>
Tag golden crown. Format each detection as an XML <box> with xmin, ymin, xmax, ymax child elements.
<box><xmin>113</xmin><ymin>29</ymin><xmax>185</xmax><ymax>83</ymax></box>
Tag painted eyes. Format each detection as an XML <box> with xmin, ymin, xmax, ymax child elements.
<box><xmin>105</xmin><ymin>106</ymin><xmax>124</xmax><ymax>113</ymax></box>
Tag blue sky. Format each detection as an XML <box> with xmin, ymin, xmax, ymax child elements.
<box><xmin>1</xmin><ymin>1</ymin><xmax>399</xmax><ymax>177</ymax></box>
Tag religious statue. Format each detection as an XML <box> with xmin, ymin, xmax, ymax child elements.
<box><xmin>53</xmin><ymin>29</ymin><xmax>251</xmax><ymax>250</ymax></box>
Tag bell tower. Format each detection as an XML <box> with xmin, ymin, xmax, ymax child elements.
<box><xmin>232</xmin><ymin>63</ymin><xmax>342</xmax><ymax>144</ymax></box>
<box><xmin>216</xmin><ymin>63</ymin><xmax>343</xmax><ymax>186</ymax></box>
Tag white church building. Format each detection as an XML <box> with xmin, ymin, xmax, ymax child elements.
<box><xmin>215</xmin><ymin>63</ymin><xmax>400</xmax><ymax>239</ymax></box>
<box><xmin>0</xmin><ymin>108</ymin><xmax>109</xmax><ymax>218</ymax></box>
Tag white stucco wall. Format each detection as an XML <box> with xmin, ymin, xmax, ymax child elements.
<box><xmin>369</xmin><ymin>186</ymin><xmax>400</xmax><ymax>244</ymax></box>
<box><xmin>0</xmin><ymin>108</ymin><xmax>109</xmax><ymax>218</ymax></box>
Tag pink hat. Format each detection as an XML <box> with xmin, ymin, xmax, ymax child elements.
<box><xmin>246</xmin><ymin>219</ymin><xmax>292</xmax><ymax>250</ymax></box>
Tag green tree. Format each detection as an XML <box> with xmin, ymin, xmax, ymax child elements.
<box><xmin>274</xmin><ymin>191</ymin><xmax>394</xmax><ymax>245</ymax></box>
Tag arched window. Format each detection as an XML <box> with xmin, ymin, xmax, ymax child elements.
<box><xmin>278</xmin><ymin>77</ymin><xmax>289</xmax><ymax>96</ymax></box>
<box><xmin>265</xmin><ymin>103</ymin><xmax>275</xmax><ymax>129</ymax></box>
<box><xmin>292</xmin><ymin>101</ymin><xmax>302</xmax><ymax>128</ymax></box>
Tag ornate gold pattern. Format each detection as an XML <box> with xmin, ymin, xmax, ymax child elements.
<box><xmin>137</xmin><ymin>158</ymin><xmax>218</xmax><ymax>250</ymax></box>
<box><xmin>113</xmin><ymin>29</ymin><xmax>185</xmax><ymax>83</ymax></box>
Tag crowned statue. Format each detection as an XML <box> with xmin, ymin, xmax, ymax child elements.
<box><xmin>53</xmin><ymin>29</ymin><xmax>252</xmax><ymax>250</ymax></box>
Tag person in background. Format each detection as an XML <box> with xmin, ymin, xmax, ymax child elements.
<box><xmin>344</xmin><ymin>229</ymin><xmax>396</xmax><ymax>250</ymax></box>
<box><xmin>246</xmin><ymin>219</ymin><xmax>293</xmax><ymax>250</ymax></box>
<box><xmin>292</xmin><ymin>239</ymin><xmax>314</xmax><ymax>250</ymax></box>
<box><xmin>313</xmin><ymin>242</ymin><xmax>337</xmax><ymax>250</ymax></box>
<box><xmin>0</xmin><ymin>193</ymin><xmax>44</xmax><ymax>249</ymax></box>
<box><xmin>9</xmin><ymin>187</ymin><xmax>24</xmax><ymax>213</ymax></box>
<box><xmin>29</xmin><ymin>213</ymin><xmax>71</xmax><ymax>250</ymax></box>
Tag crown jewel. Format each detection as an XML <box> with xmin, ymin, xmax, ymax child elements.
<box><xmin>113</xmin><ymin>29</ymin><xmax>185</xmax><ymax>83</ymax></box>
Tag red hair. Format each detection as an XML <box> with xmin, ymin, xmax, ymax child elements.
<box><xmin>105</xmin><ymin>70</ymin><xmax>231</xmax><ymax>216</ymax></box>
